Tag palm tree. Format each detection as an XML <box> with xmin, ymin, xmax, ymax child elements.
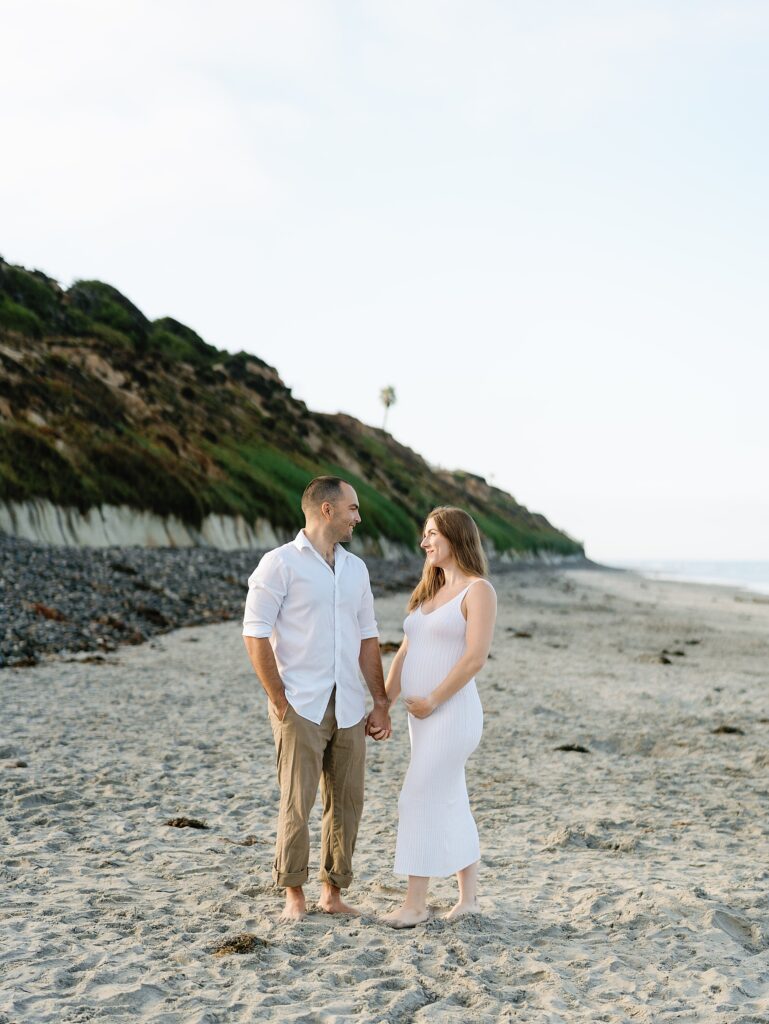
<box><xmin>380</xmin><ymin>385</ymin><xmax>396</xmax><ymax>431</ymax></box>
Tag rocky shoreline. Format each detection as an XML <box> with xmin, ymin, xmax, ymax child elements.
<box><xmin>0</xmin><ymin>536</ymin><xmax>595</xmax><ymax>668</ymax></box>
<box><xmin>0</xmin><ymin>535</ymin><xmax>423</xmax><ymax>668</ymax></box>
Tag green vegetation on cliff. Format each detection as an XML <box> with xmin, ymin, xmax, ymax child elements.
<box><xmin>0</xmin><ymin>256</ymin><xmax>582</xmax><ymax>555</ymax></box>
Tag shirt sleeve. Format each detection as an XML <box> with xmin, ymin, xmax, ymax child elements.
<box><xmin>357</xmin><ymin>564</ymin><xmax>379</xmax><ymax>640</ymax></box>
<box><xmin>242</xmin><ymin>550</ymin><xmax>288</xmax><ymax>638</ymax></box>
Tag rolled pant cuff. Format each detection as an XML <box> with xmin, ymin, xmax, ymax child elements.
<box><xmin>273</xmin><ymin>868</ymin><xmax>309</xmax><ymax>888</ymax></box>
<box><xmin>319</xmin><ymin>870</ymin><xmax>353</xmax><ymax>889</ymax></box>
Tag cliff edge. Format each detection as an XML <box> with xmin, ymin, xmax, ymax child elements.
<box><xmin>0</xmin><ymin>257</ymin><xmax>582</xmax><ymax>558</ymax></box>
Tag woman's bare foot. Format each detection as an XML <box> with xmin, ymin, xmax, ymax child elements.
<box><xmin>382</xmin><ymin>906</ymin><xmax>430</xmax><ymax>929</ymax></box>
<box><xmin>280</xmin><ymin>886</ymin><xmax>306</xmax><ymax>922</ymax></box>
<box><xmin>319</xmin><ymin>883</ymin><xmax>361</xmax><ymax>916</ymax></box>
<box><xmin>444</xmin><ymin>901</ymin><xmax>481</xmax><ymax>922</ymax></box>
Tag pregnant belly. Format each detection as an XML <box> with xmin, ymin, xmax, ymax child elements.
<box><xmin>400</xmin><ymin>652</ymin><xmax>447</xmax><ymax>698</ymax></box>
<box><xmin>401</xmin><ymin>655</ymin><xmax>479</xmax><ymax>704</ymax></box>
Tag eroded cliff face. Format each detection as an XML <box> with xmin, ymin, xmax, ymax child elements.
<box><xmin>0</xmin><ymin>258</ymin><xmax>582</xmax><ymax>557</ymax></box>
<box><xmin>0</xmin><ymin>498</ymin><xmax>418</xmax><ymax>557</ymax></box>
<box><xmin>0</xmin><ymin>499</ymin><xmax>281</xmax><ymax>550</ymax></box>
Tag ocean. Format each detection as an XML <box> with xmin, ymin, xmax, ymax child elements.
<box><xmin>609</xmin><ymin>560</ymin><xmax>769</xmax><ymax>597</ymax></box>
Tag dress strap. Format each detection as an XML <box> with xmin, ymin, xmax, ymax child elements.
<box><xmin>461</xmin><ymin>579</ymin><xmax>488</xmax><ymax>597</ymax></box>
<box><xmin>458</xmin><ymin>579</ymin><xmax>491</xmax><ymax>612</ymax></box>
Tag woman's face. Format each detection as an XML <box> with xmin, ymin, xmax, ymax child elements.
<box><xmin>420</xmin><ymin>517</ymin><xmax>454</xmax><ymax>569</ymax></box>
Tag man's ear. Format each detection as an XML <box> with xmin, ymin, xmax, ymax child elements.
<box><xmin>321</xmin><ymin>501</ymin><xmax>333</xmax><ymax>521</ymax></box>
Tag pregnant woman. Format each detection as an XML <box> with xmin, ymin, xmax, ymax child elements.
<box><xmin>379</xmin><ymin>506</ymin><xmax>497</xmax><ymax>927</ymax></box>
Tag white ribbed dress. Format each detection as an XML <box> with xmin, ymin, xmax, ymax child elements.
<box><xmin>394</xmin><ymin>582</ymin><xmax>484</xmax><ymax>878</ymax></box>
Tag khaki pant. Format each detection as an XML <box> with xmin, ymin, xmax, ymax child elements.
<box><xmin>268</xmin><ymin>690</ymin><xmax>366</xmax><ymax>889</ymax></box>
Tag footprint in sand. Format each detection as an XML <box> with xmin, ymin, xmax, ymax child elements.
<box><xmin>371</xmin><ymin>882</ymin><xmax>403</xmax><ymax>895</ymax></box>
<box><xmin>708</xmin><ymin>909</ymin><xmax>763</xmax><ymax>950</ymax></box>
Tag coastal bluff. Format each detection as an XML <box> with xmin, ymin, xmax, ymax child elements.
<box><xmin>0</xmin><ymin>256</ymin><xmax>581</xmax><ymax>558</ymax></box>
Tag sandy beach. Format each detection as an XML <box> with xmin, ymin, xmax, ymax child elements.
<box><xmin>2</xmin><ymin>566</ymin><xmax>769</xmax><ymax>1023</ymax></box>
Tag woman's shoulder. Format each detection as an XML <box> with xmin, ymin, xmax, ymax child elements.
<box><xmin>465</xmin><ymin>577</ymin><xmax>495</xmax><ymax>593</ymax></box>
<box><xmin>459</xmin><ymin>578</ymin><xmax>496</xmax><ymax>621</ymax></box>
<box><xmin>462</xmin><ymin>578</ymin><xmax>497</xmax><ymax>607</ymax></box>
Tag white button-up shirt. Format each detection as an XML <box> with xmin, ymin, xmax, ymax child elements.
<box><xmin>242</xmin><ymin>530</ymin><xmax>379</xmax><ymax>727</ymax></box>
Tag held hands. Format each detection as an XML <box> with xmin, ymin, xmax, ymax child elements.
<box><xmin>365</xmin><ymin>703</ymin><xmax>392</xmax><ymax>741</ymax></box>
<box><xmin>404</xmin><ymin>693</ymin><xmax>438</xmax><ymax>719</ymax></box>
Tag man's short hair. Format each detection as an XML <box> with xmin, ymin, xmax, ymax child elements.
<box><xmin>301</xmin><ymin>476</ymin><xmax>346</xmax><ymax>515</ymax></box>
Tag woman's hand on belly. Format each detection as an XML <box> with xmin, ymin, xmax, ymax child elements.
<box><xmin>404</xmin><ymin>693</ymin><xmax>438</xmax><ymax>719</ymax></box>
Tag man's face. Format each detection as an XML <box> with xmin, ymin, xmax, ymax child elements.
<box><xmin>328</xmin><ymin>483</ymin><xmax>361</xmax><ymax>543</ymax></box>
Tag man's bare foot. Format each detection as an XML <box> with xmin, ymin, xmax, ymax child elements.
<box><xmin>279</xmin><ymin>886</ymin><xmax>306</xmax><ymax>922</ymax></box>
<box><xmin>444</xmin><ymin>901</ymin><xmax>481</xmax><ymax>922</ymax></box>
<box><xmin>382</xmin><ymin>906</ymin><xmax>429</xmax><ymax>929</ymax></box>
<box><xmin>319</xmin><ymin>884</ymin><xmax>360</xmax><ymax>916</ymax></box>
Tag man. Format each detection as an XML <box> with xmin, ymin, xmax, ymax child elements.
<box><xmin>242</xmin><ymin>476</ymin><xmax>392</xmax><ymax>922</ymax></box>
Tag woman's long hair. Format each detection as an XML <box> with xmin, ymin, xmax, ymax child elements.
<box><xmin>407</xmin><ymin>506</ymin><xmax>488</xmax><ymax>611</ymax></box>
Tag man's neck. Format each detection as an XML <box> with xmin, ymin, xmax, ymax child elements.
<box><xmin>302</xmin><ymin>526</ymin><xmax>337</xmax><ymax>567</ymax></box>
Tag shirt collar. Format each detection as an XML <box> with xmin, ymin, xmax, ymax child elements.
<box><xmin>293</xmin><ymin>529</ymin><xmax>348</xmax><ymax>568</ymax></box>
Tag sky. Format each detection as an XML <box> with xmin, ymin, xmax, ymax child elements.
<box><xmin>2</xmin><ymin>0</ymin><xmax>768</xmax><ymax>562</ymax></box>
